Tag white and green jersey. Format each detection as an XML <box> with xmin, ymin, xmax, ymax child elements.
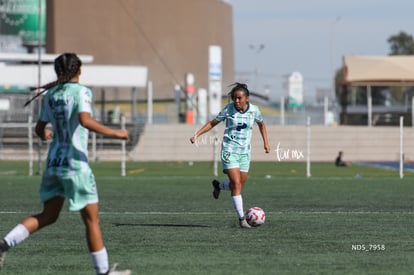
<box><xmin>39</xmin><ymin>82</ymin><xmax>93</xmax><ymax>177</ymax></box>
<box><xmin>215</xmin><ymin>102</ymin><xmax>263</xmax><ymax>154</ymax></box>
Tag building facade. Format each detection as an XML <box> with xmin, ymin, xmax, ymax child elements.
<box><xmin>46</xmin><ymin>0</ymin><xmax>234</xmax><ymax>101</ymax></box>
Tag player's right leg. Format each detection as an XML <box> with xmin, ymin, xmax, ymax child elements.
<box><xmin>0</xmin><ymin>196</ymin><xmax>64</xmax><ymax>271</ymax></box>
<box><xmin>212</xmin><ymin>178</ymin><xmax>232</xmax><ymax>199</ymax></box>
<box><xmin>23</xmin><ymin>196</ymin><xmax>65</xmax><ymax>232</ymax></box>
<box><xmin>226</xmin><ymin>168</ymin><xmax>251</xmax><ymax>228</ymax></box>
<box><xmin>211</xmin><ymin>179</ymin><xmax>221</xmax><ymax>199</ymax></box>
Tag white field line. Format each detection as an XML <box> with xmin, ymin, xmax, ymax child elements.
<box><xmin>0</xmin><ymin>170</ymin><xmax>17</xmax><ymax>175</ymax></box>
<box><xmin>1</xmin><ymin>210</ymin><xmax>414</xmax><ymax>215</ymax></box>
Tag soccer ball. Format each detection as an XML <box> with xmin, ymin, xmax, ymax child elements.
<box><xmin>245</xmin><ymin>207</ymin><xmax>266</xmax><ymax>227</ymax></box>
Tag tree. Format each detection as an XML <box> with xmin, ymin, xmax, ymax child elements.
<box><xmin>387</xmin><ymin>31</ymin><xmax>414</xmax><ymax>106</ymax></box>
<box><xmin>387</xmin><ymin>31</ymin><xmax>414</xmax><ymax>55</ymax></box>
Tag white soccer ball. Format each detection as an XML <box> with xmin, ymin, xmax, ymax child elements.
<box><xmin>245</xmin><ymin>207</ymin><xmax>266</xmax><ymax>227</ymax></box>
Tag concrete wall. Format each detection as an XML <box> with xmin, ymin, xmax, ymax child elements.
<box><xmin>130</xmin><ymin>124</ymin><xmax>414</xmax><ymax>163</ymax></box>
<box><xmin>2</xmin><ymin>124</ymin><xmax>413</xmax><ymax>164</ymax></box>
<box><xmin>46</xmin><ymin>0</ymin><xmax>234</xmax><ymax>101</ymax></box>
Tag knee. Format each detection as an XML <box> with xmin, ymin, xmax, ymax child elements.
<box><xmin>48</xmin><ymin>213</ymin><xmax>60</xmax><ymax>224</ymax></box>
<box><xmin>86</xmin><ymin>217</ymin><xmax>100</xmax><ymax>227</ymax></box>
<box><xmin>82</xmin><ymin>214</ymin><xmax>100</xmax><ymax>228</ymax></box>
<box><xmin>230</xmin><ymin>181</ymin><xmax>242</xmax><ymax>190</ymax></box>
<box><xmin>35</xmin><ymin>211</ymin><xmax>60</xmax><ymax>227</ymax></box>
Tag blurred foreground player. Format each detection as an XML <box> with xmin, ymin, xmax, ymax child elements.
<box><xmin>0</xmin><ymin>53</ymin><xmax>131</xmax><ymax>275</ymax></box>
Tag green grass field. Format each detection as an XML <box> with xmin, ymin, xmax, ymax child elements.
<box><xmin>1</xmin><ymin>161</ymin><xmax>414</xmax><ymax>274</ymax></box>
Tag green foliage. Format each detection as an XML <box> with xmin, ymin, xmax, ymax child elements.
<box><xmin>388</xmin><ymin>31</ymin><xmax>414</xmax><ymax>55</ymax></box>
<box><xmin>1</xmin><ymin>161</ymin><xmax>414</xmax><ymax>274</ymax></box>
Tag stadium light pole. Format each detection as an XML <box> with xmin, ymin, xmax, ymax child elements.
<box><xmin>249</xmin><ymin>44</ymin><xmax>265</xmax><ymax>93</ymax></box>
<box><xmin>36</xmin><ymin>0</ymin><xmax>43</xmax><ymax>175</ymax></box>
<box><xmin>329</xmin><ymin>16</ymin><xmax>341</xmax><ymax>104</ymax></box>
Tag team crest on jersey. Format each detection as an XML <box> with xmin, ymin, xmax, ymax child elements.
<box><xmin>222</xmin><ymin>151</ymin><xmax>231</xmax><ymax>160</ymax></box>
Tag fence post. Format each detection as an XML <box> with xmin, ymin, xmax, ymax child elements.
<box><xmin>121</xmin><ymin>115</ymin><xmax>126</xmax><ymax>177</ymax></box>
<box><xmin>28</xmin><ymin>114</ymin><xmax>33</xmax><ymax>176</ymax></box>
<box><xmin>306</xmin><ymin>116</ymin><xmax>311</xmax><ymax>178</ymax></box>
<box><xmin>400</xmin><ymin>116</ymin><xmax>404</xmax><ymax>179</ymax></box>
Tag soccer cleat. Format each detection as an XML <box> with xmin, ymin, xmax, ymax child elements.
<box><xmin>0</xmin><ymin>239</ymin><xmax>9</xmax><ymax>271</ymax></box>
<box><xmin>108</xmin><ymin>263</ymin><xmax>132</xmax><ymax>275</ymax></box>
<box><xmin>211</xmin><ymin>180</ymin><xmax>221</xmax><ymax>199</ymax></box>
<box><xmin>239</xmin><ymin>217</ymin><xmax>252</xmax><ymax>229</ymax></box>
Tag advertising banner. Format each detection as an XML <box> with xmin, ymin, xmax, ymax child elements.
<box><xmin>288</xmin><ymin>72</ymin><xmax>304</xmax><ymax>109</ymax></box>
<box><xmin>0</xmin><ymin>0</ymin><xmax>46</xmax><ymax>52</ymax></box>
<box><xmin>208</xmin><ymin>45</ymin><xmax>222</xmax><ymax>116</ymax></box>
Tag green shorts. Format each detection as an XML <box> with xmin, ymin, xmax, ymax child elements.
<box><xmin>40</xmin><ymin>169</ymin><xmax>98</xmax><ymax>211</ymax></box>
<box><xmin>221</xmin><ymin>150</ymin><xmax>251</xmax><ymax>172</ymax></box>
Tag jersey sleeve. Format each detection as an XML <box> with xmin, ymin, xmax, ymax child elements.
<box><xmin>215</xmin><ymin>104</ymin><xmax>230</xmax><ymax>122</ymax></box>
<box><xmin>78</xmin><ymin>87</ymin><xmax>93</xmax><ymax>115</ymax></box>
<box><xmin>254</xmin><ymin>105</ymin><xmax>264</xmax><ymax>123</ymax></box>
<box><xmin>39</xmin><ymin>94</ymin><xmax>50</xmax><ymax>122</ymax></box>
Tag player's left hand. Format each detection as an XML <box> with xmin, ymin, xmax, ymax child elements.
<box><xmin>43</xmin><ymin>129</ymin><xmax>53</xmax><ymax>140</ymax></box>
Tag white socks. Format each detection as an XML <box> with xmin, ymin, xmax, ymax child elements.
<box><xmin>231</xmin><ymin>195</ymin><xmax>244</xmax><ymax>219</ymax></box>
<box><xmin>4</xmin><ymin>224</ymin><xmax>109</xmax><ymax>275</ymax></box>
<box><xmin>91</xmin><ymin>247</ymin><xmax>109</xmax><ymax>275</ymax></box>
<box><xmin>219</xmin><ymin>180</ymin><xmax>231</xmax><ymax>190</ymax></box>
<box><xmin>219</xmin><ymin>180</ymin><xmax>245</xmax><ymax>219</ymax></box>
<box><xmin>4</xmin><ymin>224</ymin><xmax>30</xmax><ymax>247</ymax></box>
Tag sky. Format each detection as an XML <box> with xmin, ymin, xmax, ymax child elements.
<box><xmin>230</xmin><ymin>0</ymin><xmax>414</xmax><ymax>103</ymax></box>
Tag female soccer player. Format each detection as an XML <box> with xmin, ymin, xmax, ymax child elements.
<box><xmin>0</xmin><ymin>53</ymin><xmax>131</xmax><ymax>275</ymax></box>
<box><xmin>190</xmin><ymin>82</ymin><xmax>271</xmax><ymax>228</ymax></box>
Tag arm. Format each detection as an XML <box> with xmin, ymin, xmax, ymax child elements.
<box><xmin>190</xmin><ymin>119</ymin><xmax>220</xmax><ymax>144</ymax></box>
<box><xmin>257</xmin><ymin>121</ymin><xmax>271</xmax><ymax>153</ymax></box>
<box><xmin>79</xmin><ymin>112</ymin><xmax>129</xmax><ymax>140</ymax></box>
<box><xmin>35</xmin><ymin>121</ymin><xmax>53</xmax><ymax>141</ymax></box>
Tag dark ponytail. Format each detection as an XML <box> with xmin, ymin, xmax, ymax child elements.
<box><xmin>227</xmin><ymin>82</ymin><xmax>250</xmax><ymax>100</ymax></box>
<box><xmin>24</xmin><ymin>53</ymin><xmax>82</xmax><ymax>107</ymax></box>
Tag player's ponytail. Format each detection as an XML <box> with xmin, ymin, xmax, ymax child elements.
<box><xmin>24</xmin><ymin>53</ymin><xmax>82</xmax><ymax>107</ymax></box>
<box><xmin>228</xmin><ymin>82</ymin><xmax>250</xmax><ymax>101</ymax></box>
